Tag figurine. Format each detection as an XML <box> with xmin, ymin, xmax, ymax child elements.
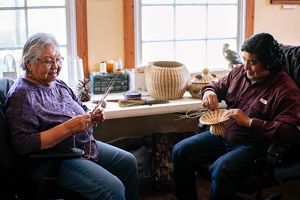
<box><xmin>223</xmin><ymin>43</ymin><xmax>243</xmax><ymax>69</ymax></box>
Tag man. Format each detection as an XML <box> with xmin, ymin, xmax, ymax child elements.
<box><xmin>172</xmin><ymin>33</ymin><xmax>300</xmax><ymax>200</ymax></box>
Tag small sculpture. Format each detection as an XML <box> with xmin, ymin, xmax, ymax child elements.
<box><xmin>77</xmin><ymin>78</ymin><xmax>91</xmax><ymax>102</ymax></box>
<box><xmin>222</xmin><ymin>43</ymin><xmax>243</xmax><ymax>69</ymax></box>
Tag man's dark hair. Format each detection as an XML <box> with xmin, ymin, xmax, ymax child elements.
<box><xmin>241</xmin><ymin>32</ymin><xmax>285</xmax><ymax>72</ymax></box>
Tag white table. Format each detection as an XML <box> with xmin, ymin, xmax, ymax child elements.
<box><xmin>85</xmin><ymin>92</ymin><xmax>214</xmax><ymax>119</ymax></box>
<box><xmin>85</xmin><ymin>92</ymin><xmax>226</xmax><ymax>142</ymax></box>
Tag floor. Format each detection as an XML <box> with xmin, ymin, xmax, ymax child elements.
<box><xmin>139</xmin><ymin>178</ymin><xmax>300</xmax><ymax>200</ymax></box>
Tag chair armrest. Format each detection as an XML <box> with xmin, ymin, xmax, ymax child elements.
<box><xmin>267</xmin><ymin>142</ymin><xmax>300</xmax><ymax>167</ymax></box>
<box><xmin>27</xmin><ymin>148</ymin><xmax>85</xmax><ymax>199</ymax></box>
<box><xmin>28</xmin><ymin>148</ymin><xmax>85</xmax><ymax>159</ymax></box>
<box><xmin>274</xmin><ymin>160</ymin><xmax>300</xmax><ymax>183</ymax></box>
<box><xmin>251</xmin><ymin>142</ymin><xmax>299</xmax><ymax>171</ymax></box>
<box><xmin>268</xmin><ymin>143</ymin><xmax>300</xmax><ymax>182</ymax></box>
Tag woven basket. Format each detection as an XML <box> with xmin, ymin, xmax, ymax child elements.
<box><xmin>145</xmin><ymin>61</ymin><xmax>189</xmax><ymax>100</ymax></box>
<box><xmin>199</xmin><ymin>109</ymin><xmax>229</xmax><ymax>136</ymax></box>
<box><xmin>187</xmin><ymin>68</ymin><xmax>216</xmax><ymax>99</ymax></box>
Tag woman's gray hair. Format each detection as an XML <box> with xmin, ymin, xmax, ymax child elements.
<box><xmin>20</xmin><ymin>33</ymin><xmax>60</xmax><ymax>70</ymax></box>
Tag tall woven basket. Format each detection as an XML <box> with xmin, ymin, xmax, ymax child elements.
<box><xmin>145</xmin><ymin>61</ymin><xmax>189</xmax><ymax>100</ymax></box>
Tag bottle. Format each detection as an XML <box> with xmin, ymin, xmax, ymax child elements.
<box><xmin>114</xmin><ymin>58</ymin><xmax>124</xmax><ymax>74</ymax></box>
<box><xmin>99</xmin><ymin>61</ymin><xmax>107</xmax><ymax>74</ymax></box>
<box><xmin>106</xmin><ymin>60</ymin><xmax>114</xmax><ymax>73</ymax></box>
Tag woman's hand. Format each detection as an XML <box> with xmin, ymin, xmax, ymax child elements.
<box><xmin>202</xmin><ymin>90</ymin><xmax>219</xmax><ymax>110</ymax></box>
<box><xmin>89</xmin><ymin>108</ymin><xmax>105</xmax><ymax>123</ymax></box>
<box><xmin>64</xmin><ymin>114</ymin><xmax>92</xmax><ymax>133</ymax></box>
<box><xmin>225</xmin><ymin>109</ymin><xmax>252</xmax><ymax>127</ymax></box>
<box><xmin>40</xmin><ymin>114</ymin><xmax>92</xmax><ymax>149</ymax></box>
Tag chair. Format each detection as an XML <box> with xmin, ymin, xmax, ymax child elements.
<box><xmin>197</xmin><ymin>44</ymin><xmax>300</xmax><ymax>200</ymax></box>
<box><xmin>0</xmin><ymin>77</ymin><xmax>86</xmax><ymax>200</ymax></box>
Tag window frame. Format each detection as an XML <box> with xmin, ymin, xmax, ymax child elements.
<box><xmin>123</xmin><ymin>0</ymin><xmax>255</xmax><ymax>70</ymax></box>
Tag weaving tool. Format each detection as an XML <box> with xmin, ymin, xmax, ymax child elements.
<box><xmin>90</xmin><ymin>78</ymin><xmax>115</xmax><ymax>128</ymax></box>
<box><xmin>91</xmin><ymin>78</ymin><xmax>115</xmax><ymax>113</ymax></box>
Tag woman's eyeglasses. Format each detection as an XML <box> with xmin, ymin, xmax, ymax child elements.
<box><xmin>36</xmin><ymin>57</ymin><xmax>64</xmax><ymax>67</ymax></box>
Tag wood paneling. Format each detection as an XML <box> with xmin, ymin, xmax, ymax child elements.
<box><xmin>76</xmin><ymin>0</ymin><xmax>89</xmax><ymax>78</ymax></box>
<box><xmin>245</xmin><ymin>0</ymin><xmax>255</xmax><ymax>39</ymax></box>
<box><xmin>271</xmin><ymin>0</ymin><xmax>300</xmax><ymax>3</ymax></box>
<box><xmin>123</xmin><ymin>0</ymin><xmax>135</xmax><ymax>69</ymax></box>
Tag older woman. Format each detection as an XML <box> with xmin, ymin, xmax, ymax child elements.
<box><xmin>172</xmin><ymin>33</ymin><xmax>300</xmax><ymax>200</ymax></box>
<box><xmin>4</xmin><ymin>33</ymin><xmax>139</xmax><ymax>200</ymax></box>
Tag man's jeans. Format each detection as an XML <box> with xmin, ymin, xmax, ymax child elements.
<box><xmin>172</xmin><ymin>131</ymin><xmax>266</xmax><ymax>200</ymax></box>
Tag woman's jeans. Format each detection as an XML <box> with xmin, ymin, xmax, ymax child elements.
<box><xmin>172</xmin><ymin>131</ymin><xmax>266</xmax><ymax>200</ymax></box>
<box><xmin>27</xmin><ymin>141</ymin><xmax>139</xmax><ymax>200</ymax></box>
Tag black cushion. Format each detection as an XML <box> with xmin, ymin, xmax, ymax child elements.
<box><xmin>0</xmin><ymin>78</ymin><xmax>19</xmax><ymax>198</ymax></box>
<box><xmin>280</xmin><ymin>45</ymin><xmax>300</xmax><ymax>89</ymax></box>
<box><xmin>275</xmin><ymin>160</ymin><xmax>300</xmax><ymax>183</ymax></box>
<box><xmin>0</xmin><ymin>78</ymin><xmax>14</xmax><ymax>107</ymax></box>
<box><xmin>0</xmin><ymin>78</ymin><xmax>17</xmax><ymax>169</ymax></box>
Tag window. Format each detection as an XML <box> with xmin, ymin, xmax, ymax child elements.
<box><xmin>134</xmin><ymin>0</ymin><xmax>246</xmax><ymax>72</ymax></box>
<box><xmin>0</xmin><ymin>0</ymin><xmax>78</xmax><ymax>87</ymax></box>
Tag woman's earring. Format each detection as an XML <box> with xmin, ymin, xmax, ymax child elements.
<box><xmin>26</xmin><ymin>63</ymin><xmax>33</xmax><ymax>77</ymax></box>
<box><xmin>27</xmin><ymin>69</ymin><xmax>33</xmax><ymax>77</ymax></box>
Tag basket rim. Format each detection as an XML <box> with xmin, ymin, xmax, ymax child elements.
<box><xmin>199</xmin><ymin>109</ymin><xmax>229</xmax><ymax>125</ymax></box>
<box><xmin>150</xmin><ymin>61</ymin><xmax>184</xmax><ymax>68</ymax></box>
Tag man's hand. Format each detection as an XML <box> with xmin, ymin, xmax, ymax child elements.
<box><xmin>224</xmin><ymin>109</ymin><xmax>252</xmax><ymax>127</ymax></box>
<box><xmin>202</xmin><ymin>90</ymin><xmax>219</xmax><ymax>110</ymax></box>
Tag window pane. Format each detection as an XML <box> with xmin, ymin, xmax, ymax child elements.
<box><xmin>207</xmin><ymin>39</ymin><xmax>238</xmax><ymax>70</ymax></box>
<box><xmin>176</xmin><ymin>0</ymin><xmax>207</xmax><ymax>3</ymax></box>
<box><xmin>176</xmin><ymin>6</ymin><xmax>206</xmax><ymax>40</ymax></box>
<box><xmin>0</xmin><ymin>1</ymin><xmax>74</xmax><ymax>85</ymax></box>
<box><xmin>27</xmin><ymin>8</ymin><xmax>67</xmax><ymax>45</ymax></box>
<box><xmin>137</xmin><ymin>1</ymin><xmax>243</xmax><ymax>72</ymax></box>
<box><xmin>0</xmin><ymin>10</ymin><xmax>26</xmax><ymax>48</ymax></box>
<box><xmin>0</xmin><ymin>49</ymin><xmax>23</xmax><ymax>78</ymax></box>
<box><xmin>142</xmin><ymin>6</ymin><xmax>174</xmax><ymax>41</ymax></box>
<box><xmin>142</xmin><ymin>42</ymin><xmax>174</xmax><ymax>65</ymax></box>
<box><xmin>0</xmin><ymin>0</ymin><xmax>24</xmax><ymax>7</ymax></box>
<box><xmin>58</xmin><ymin>47</ymin><xmax>68</xmax><ymax>82</ymax></box>
<box><xmin>142</xmin><ymin>0</ymin><xmax>174</xmax><ymax>4</ymax></box>
<box><xmin>175</xmin><ymin>41</ymin><xmax>206</xmax><ymax>72</ymax></box>
<box><xmin>209</xmin><ymin>0</ymin><xmax>237</xmax><ymax>4</ymax></box>
<box><xmin>207</xmin><ymin>5</ymin><xmax>237</xmax><ymax>38</ymax></box>
<box><xmin>27</xmin><ymin>0</ymin><xmax>65</xmax><ymax>7</ymax></box>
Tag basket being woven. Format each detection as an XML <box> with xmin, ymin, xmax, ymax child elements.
<box><xmin>199</xmin><ymin>109</ymin><xmax>229</xmax><ymax>136</ymax></box>
<box><xmin>145</xmin><ymin>61</ymin><xmax>189</xmax><ymax>100</ymax></box>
